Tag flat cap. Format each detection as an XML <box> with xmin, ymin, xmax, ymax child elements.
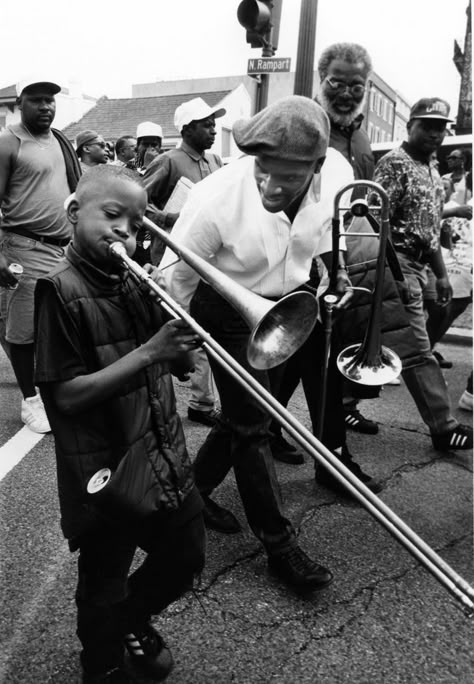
<box><xmin>233</xmin><ymin>96</ymin><xmax>330</xmax><ymax>162</ymax></box>
<box><xmin>76</xmin><ymin>130</ymin><xmax>102</xmax><ymax>151</ymax></box>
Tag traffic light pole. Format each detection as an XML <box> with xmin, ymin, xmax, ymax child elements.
<box><xmin>255</xmin><ymin>44</ymin><xmax>273</xmax><ymax>112</ymax></box>
<box><xmin>293</xmin><ymin>0</ymin><xmax>318</xmax><ymax>97</ymax></box>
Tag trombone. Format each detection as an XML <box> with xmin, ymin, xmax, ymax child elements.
<box><xmin>104</xmin><ymin>217</ymin><xmax>474</xmax><ymax>617</ymax></box>
<box><xmin>329</xmin><ymin>180</ymin><xmax>402</xmax><ymax>386</ymax></box>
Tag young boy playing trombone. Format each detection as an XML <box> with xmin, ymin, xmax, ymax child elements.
<box><xmin>34</xmin><ymin>165</ymin><xmax>205</xmax><ymax>684</ymax></box>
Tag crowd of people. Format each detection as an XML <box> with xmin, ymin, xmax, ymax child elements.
<box><xmin>0</xmin><ymin>41</ymin><xmax>472</xmax><ymax>684</ymax></box>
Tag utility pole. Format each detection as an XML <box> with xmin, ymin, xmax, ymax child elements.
<box><xmin>293</xmin><ymin>0</ymin><xmax>318</xmax><ymax>97</ymax></box>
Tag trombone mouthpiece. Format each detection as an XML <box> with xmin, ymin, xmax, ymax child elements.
<box><xmin>109</xmin><ymin>241</ymin><xmax>127</xmax><ymax>259</ymax></box>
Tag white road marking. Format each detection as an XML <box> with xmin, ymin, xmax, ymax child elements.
<box><xmin>0</xmin><ymin>426</ymin><xmax>45</xmax><ymax>481</ymax></box>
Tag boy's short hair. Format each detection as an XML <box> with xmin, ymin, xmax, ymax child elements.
<box><xmin>75</xmin><ymin>164</ymin><xmax>145</xmax><ymax>202</ymax></box>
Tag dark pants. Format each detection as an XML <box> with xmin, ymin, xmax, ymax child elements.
<box><xmin>191</xmin><ymin>283</ymin><xmax>296</xmax><ymax>555</ymax></box>
<box><xmin>271</xmin><ymin>317</ymin><xmax>347</xmax><ymax>451</ymax></box>
<box><xmin>76</xmin><ymin>512</ymin><xmax>205</xmax><ymax>675</ymax></box>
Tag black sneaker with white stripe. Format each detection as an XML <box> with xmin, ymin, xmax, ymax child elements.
<box><xmin>344</xmin><ymin>409</ymin><xmax>379</xmax><ymax>435</ymax></box>
<box><xmin>431</xmin><ymin>424</ymin><xmax>473</xmax><ymax>451</ymax></box>
<box><xmin>124</xmin><ymin>623</ymin><xmax>174</xmax><ymax>681</ymax></box>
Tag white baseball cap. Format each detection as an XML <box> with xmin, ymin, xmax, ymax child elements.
<box><xmin>174</xmin><ymin>97</ymin><xmax>226</xmax><ymax>133</ymax></box>
<box><xmin>16</xmin><ymin>76</ymin><xmax>61</xmax><ymax>97</ymax></box>
<box><xmin>136</xmin><ymin>121</ymin><xmax>163</xmax><ymax>139</ymax></box>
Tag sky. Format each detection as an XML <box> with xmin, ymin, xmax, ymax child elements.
<box><xmin>0</xmin><ymin>0</ymin><xmax>469</xmax><ymax>113</ymax></box>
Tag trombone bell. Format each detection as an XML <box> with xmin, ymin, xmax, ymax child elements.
<box><xmin>337</xmin><ymin>343</ymin><xmax>402</xmax><ymax>386</ymax></box>
<box><xmin>248</xmin><ymin>291</ymin><xmax>318</xmax><ymax>370</ymax></box>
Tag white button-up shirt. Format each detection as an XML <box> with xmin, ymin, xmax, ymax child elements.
<box><xmin>161</xmin><ymin>148</ymin><xmax>353</xmax><ymax>309</ymax></box>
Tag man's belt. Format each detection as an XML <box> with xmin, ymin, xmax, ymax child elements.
<box><xmin>7</xmin><ymin>226</ymin><xmax>71</xmax><ymax>247</ymax></box>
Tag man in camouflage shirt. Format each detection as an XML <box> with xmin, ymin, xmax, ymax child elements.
<box><xmin>374</xmin><ymin>97</ymin><xmax>472</xmax><ymax>451</ymax></box>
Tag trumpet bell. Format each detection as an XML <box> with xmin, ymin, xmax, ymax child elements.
<box><xmin>337</xmin><ymin>343</ymin><xmax>402</xmax><ymax>386</ymax></box>
<box><xmin>248</xmin><ymin>291</ymin><xmax>318</xmax><ymax>370</ymax></box>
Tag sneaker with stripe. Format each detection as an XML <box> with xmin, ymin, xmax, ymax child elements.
<box><xmin>431</xmin><ymin>424</ymin><xmax>473</xmax><ymax>451</ymax></box>
<box><xmin>344</xmin><ymin>409</ymin><xmax>379</xmax><ymax>435</ymax></box>
<box><xmin>124</xmin><ymin>623</ymin><xmax>173</xmax><ymax>681</ymax></box>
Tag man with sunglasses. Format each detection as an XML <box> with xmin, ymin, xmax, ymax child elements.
<box><xmin>271</xmin><ymin>43</ymin><xmax>382</xmax><ymax>470</ymax></box>
<box><xmin>75</xmin><ymin>130</ymin><xmax>109</xmax><ymax>172</ymax></box>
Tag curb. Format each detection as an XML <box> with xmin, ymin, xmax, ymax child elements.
<box><xmin>444</xmin><ymin>327</ymin><xmax>472</xmax><ymax>345</ymax></box>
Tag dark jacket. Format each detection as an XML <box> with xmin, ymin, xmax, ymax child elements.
<box><xmin>34</xmin><ymin>247</ymin><xmax>194</xmax><ymax>540</ymax></box>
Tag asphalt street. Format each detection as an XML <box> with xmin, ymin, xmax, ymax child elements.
<box><xmin>0</xmin><ymin>334</ymin><xmax>472</xmax><ymax>683</ymax></box>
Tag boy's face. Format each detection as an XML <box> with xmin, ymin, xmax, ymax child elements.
<box><xmin>68</xmin><ymin>179</ymin><xmax>147</xmax><ymax>272</ymax></box>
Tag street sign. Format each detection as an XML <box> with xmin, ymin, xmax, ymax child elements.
<box><xmin>247</xmin><ymin>57</ymin><xmax>291</xmax><ymax>74</ymax></box>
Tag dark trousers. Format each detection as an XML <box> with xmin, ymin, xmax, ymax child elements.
<box><xmin>190</xmin><ymin>283</ymin><xmax>296</xmax><ymax>555</ymax></box>
<box><xmin>75</xmin><ymin>512</ymin><xmax>205</xmax><ymax>675</ymax></box>
<box><xmin>271</xmin><ymin>319</ymin><xmax>347</xmax><ymax>452</ymax></box>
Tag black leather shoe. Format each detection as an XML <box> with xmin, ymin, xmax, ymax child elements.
<box><xmin>433</xmin><ymin>350</ymin><xmax>453</xmax><ymax>369</ymax></box>
<box><xmin>202</xmin><ymin>495</ymin><xmax>242</xmax><ymax>534</ymax></box>
<box><xmin>268</xmin><ymin>545</ymin><xmax>333</xmax><ymax>590</ymax></box>
<box><xmin>187</xmin><ymin>407</ymin><xmax>221</xmax><ymax>426</ymax></box>
<box><xmin>315</xmin><ymin>448</ymin><xmax>383</xmax><ymax>496</ymax></box>
<box><xmin>271</xmin><ymin>434</ymin><xmax>305</xmax><ymax>465</ymax></box>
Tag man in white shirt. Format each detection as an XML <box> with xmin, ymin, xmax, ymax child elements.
<box><xmin>161</xmin><ymin>96</ymin><xmax>353</xmax><ymax>591</ymax></box>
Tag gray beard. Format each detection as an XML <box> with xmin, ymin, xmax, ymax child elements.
<box><xmin>318</xmin><ymin>91</ymin><xmax>366</xmax><ymax>128</ymax></box>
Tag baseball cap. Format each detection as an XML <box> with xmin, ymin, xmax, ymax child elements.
<box><xmin>409</xmin><ymin>98</ymin><xmax>452</xmax><ymax>122</ymax></box>
<box><xmin>174</xmin><ymin>97</ymin><xmax>226</xmax><ymax>133</ymax></box>
<box><xmin>233</xmin><ymin>96</ymin><xmax>330</xmax><ymax>163</ymax></box>
<box><xmin>136</xmin><ymin>121</ymin><xmax>163</xmax><ymax>139</ymax></box>
<box><xmin>16</xmin><ymin>77</ymin><xmax>61</xmax><ymax>97</ymax></box>
<box><xmin>76</xmin><ymin>130</ymin><xmax>102</xmax><ymax>151</ymax></box>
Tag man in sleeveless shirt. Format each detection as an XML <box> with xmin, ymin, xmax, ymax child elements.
<box><xmin>0</xmin><ymin>77</ymin><xmax>80</xmax><ymax>433</ymax></box>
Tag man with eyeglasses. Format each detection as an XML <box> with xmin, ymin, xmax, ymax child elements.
<box><xmin>271</xmin><ymin>44</ymin><xmax>385</xmax><ymax>471</ymax></box>
<box><xmin>75</xmin><ymin>130</ymin><xmax>109</xmax><ymax>172</ymax></box>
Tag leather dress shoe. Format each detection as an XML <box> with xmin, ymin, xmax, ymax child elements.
<box><xmin>433</xmin><ymin>350</ymin><xmax>453</xmax><ymax>369</ymax></box>
<box><xmin>268</xmin><ymin>545</ymin><xmax>333</xmax><ymax>590</ymax></box>
<box><xmin>187</xmin><ymin>407</ymin><xmax>221</xmax><ymax>426</ymax></box>
<box><xmin>202</xmin><ymin>496</ymin><xmax>242</xmax><ymax>534</ymax></box>
<box><xmin>315</xmin><ymin>447</ymin><xmax>383</xmax><ymax>496</ymax></box>
<box><xmin>270</xmin><ymin>433</ymin><xmax>305</xmax><ymax>465</ymax></box>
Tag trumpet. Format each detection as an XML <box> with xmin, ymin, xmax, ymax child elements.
<box><xmin>105</xmin><ymin>229</ymin><xmax>474</xmax><ymax>617</ymax></box>
<box><xmin>330</xmin><ymin>180</ymin><xmax>402</xmax><ymax>386</ymax></box>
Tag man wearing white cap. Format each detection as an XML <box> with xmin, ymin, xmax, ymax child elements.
<box><xmin>0</xmin><ymin>77</ymin><xmax>81</xmax><ymax>433</ymax></box>
<box><xmin>143</xmin><ymin>97</ymin><xmax>226</xmax><ymax>427</ymax></box>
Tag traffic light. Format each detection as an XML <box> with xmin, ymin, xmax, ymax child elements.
<box><xmin>237</xmin><ymin>0</ymin><xmax>281</xmax><ymax>51</ymax></box>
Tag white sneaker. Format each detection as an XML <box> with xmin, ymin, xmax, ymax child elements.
<box><xmin>21</xmin><ymin>394</ymin><xmax>51</xmax><ymax>433</ymax></box>
<box><xmin>458</xmin><ymin>390</ymin><xmax>473</xmax><ymax>412</ymax></box>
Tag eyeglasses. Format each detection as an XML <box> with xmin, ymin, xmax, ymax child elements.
<box><xmin>325</xmin><ymin>77</ymin><xmax>366</xmax><ymax>97</ymax></box>
<box><xmin>89</xmin><ymin>141</ymin><xmax>107</xmax><ymax>149</ymax></box>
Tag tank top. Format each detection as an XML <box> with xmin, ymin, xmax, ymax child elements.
<box><xmin>1</xmin><ymin>123</ymin><xmax>71</xmax><ymax>239</ymax></box>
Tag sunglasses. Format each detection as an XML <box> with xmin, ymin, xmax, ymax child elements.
<box><xmin>325</xmin><ymin>77</ymin><xmax>366</xmax><ymax>97</ymax></box>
